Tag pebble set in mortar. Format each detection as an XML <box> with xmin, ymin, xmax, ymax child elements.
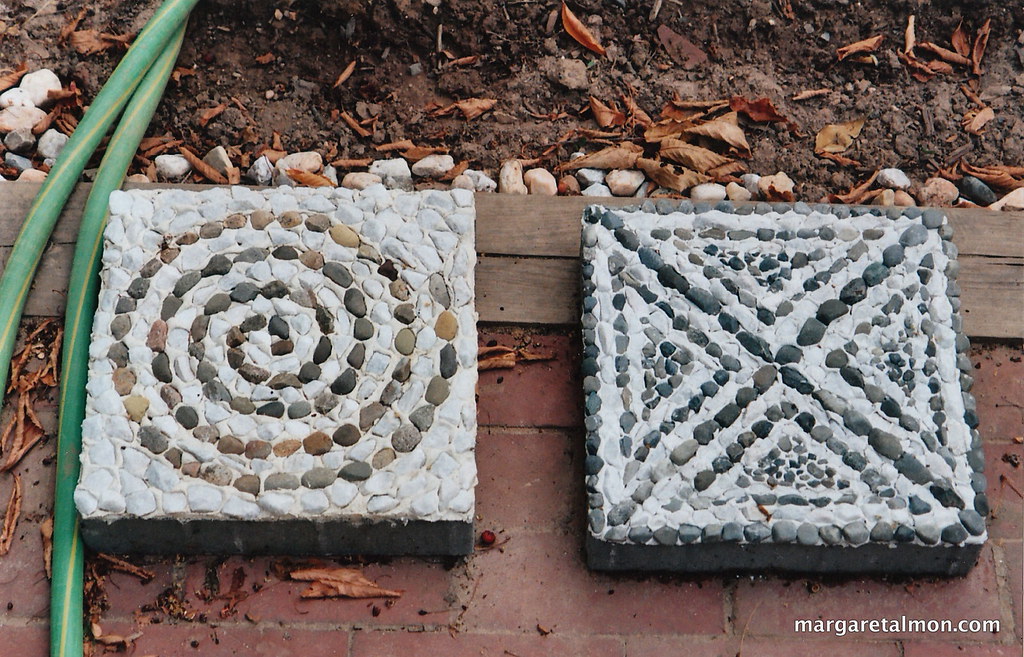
<box><xmin>581</xmin><ymin>200</ymin><xmax>986</xmax><ymax>575</ymax></box>
<box><xmin>75</xmin><ymin>185</ymin><xmax>477</xmax><ymax>555</ymax></box>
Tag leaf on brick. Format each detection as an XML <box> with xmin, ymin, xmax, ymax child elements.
<box><xmin>290</xmin><ymin>567</ymin><xmax>403</xmax><ymax>599</ymax></box>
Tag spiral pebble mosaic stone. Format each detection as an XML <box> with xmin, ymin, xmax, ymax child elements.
<box><xmin>581</xmin><ymin>200</ymin><xmax>986</xmax><ymax>574</ymax></box>
<box><xmin>76</xmin><ymin>185</ymin><xmax>477</xmax><ymax>555</ymax></box>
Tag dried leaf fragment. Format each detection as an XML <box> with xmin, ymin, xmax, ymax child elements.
<box><xmin>333</xmin><ymin>60</ymin><xmax>356</xmax><ymax>88</ymax></box>
<box><xmin>341</xmin><ymin>111</ymin><xmax>372</xmax><ymax>137</ymax></box>
<box><xmin>589</xmin><ymin>96</ymin><xmax>626</xmax><ymax>128</ymax></box>
<box><xmin>951</xmin><ymin>21</ymin><xmax>971</xmax><ymax>58</ymax></box>
<box><xmin>561</xmin><ymin>2</ymin><xmax>605</xmax><ymax>56</ymax></box>
<box><xmin>836</xmin><ymin>35</ymin><xmax>884</xmax><ymax>61</ymax></box>
<box><xmin>0</xmin><ymin>62</ymin><xmax>28</xmax><ymax>93</ymax></box>
<box><xmin>971</xmin><ymin>19</ymin><xmax>991</xmax><ymax>76</ymax></box>
<box><xmin>729</xmin><ymin>96</ymin><xmax>788</xmax><ymax>124</ymax></box>
<box><xmin>792</xmin><ymin>88</ymin><xmax>830</xmax><ymax>101</ymax></box>
<box><xmin>636</xmin><ymin>157</ymin><xmax>707</xmax><ymax>192</ymax></box>
<box><xmin>255</xmin><ymin>52</ymin><xmax>275</xmax><ymax>65</ymax></box>
<box><xmin>557</xmin><ymin>143</ymin><xmax>643</xmax><ymax>171</ymax></box>
<box><xmin>683</xmin><ymin>113</ymin><xmax>751</xmax><ymax>156</ymax></box>
<box><xmin>454</xmin><ymin>97</ymin><xmax>496</xmax><ymax>120</ymax></box>
<box><xmin>286</xmin><ymin>169</ymin><xmax>335</xmax><ymax>188</ymax></box>
<box><xmin>917</xmin><ymin>42</ymin><xmax>971</xmax><ymax>67</ymax></box>
<box><xmin>828</xmin><ymin>170</ymin><xmax>879</xmax><ymax>204</ymax></box>
<box><xmin>814</xmin><ymin>117</ymin><xmax>866</xmax><ymax>154</ymax></box>
<box><xmin>290</xmin><ymin>567</ymin><xmax>403</xmax><ymax>599</ymax></box>
<box><xmin>659</xmin><ymin>139</ymin><xmax>733</xmax><ymax>173</ymax></box>
<box><xmin>904</xmin><ymin>15</ymin><xmax>917</xmax><ymax>54</ymax></box>
<box><xmin>41</xmin><ymin>517</ymin><xmax>53</xmax><ymax>579</ymax></box>
<box><xmin>962</xmin><ymin>107</ymin><xmax>994</xmax><ymax>135</ymax></box>
<box><xmin>0</xmin><ymin>474</ymin><xmax>22</xmax><ymax>556</ymax></box>
<box><xmin>197</xmin><ymin>103</ymin><xmax>228</xmax><ymax>127</ymax></box>
<box><xmin>69</xmin><ymin>30</ymin><xmax>133</xmax><ymax>55</ymax></box>
<box><xmin>179</xmin><ymin>147</ymin><xmax>228</xmax><ymax>185</ymax></box>
<box><xmin>656</xmin><ymin>25</ymin><xmax>707</xmax><ymax>69</ymax></box>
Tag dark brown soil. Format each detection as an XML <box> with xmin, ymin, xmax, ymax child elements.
<box><xmin>2</xmin><ymin>0</ymin><xmax>1023</xmax><ymax>199</ymax></box>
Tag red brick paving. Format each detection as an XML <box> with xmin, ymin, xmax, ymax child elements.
<box><xmin>986</xmin><ymin>442</ymin><xmax>1024</xmax><ymax>541</ymax></box>
<box><xmin>0</xmin><ymin>334</ymin><xmax>1021</xmax><ymax>656</ymax></box>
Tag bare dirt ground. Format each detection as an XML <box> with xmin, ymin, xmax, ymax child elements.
<box><xmin>1</xmin><ymin>0</ymin><xmax>1022</xmax><ymax>199</ymax></box>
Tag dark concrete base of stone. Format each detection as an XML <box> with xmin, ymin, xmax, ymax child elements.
<box><xmin>586</xmin><ymin>535</ymin><xmax>982</xmax><ymax>576</ymax></box>
<box><xmin>82</xmin><ymin>517</ymin><xmax>474</xmax><ymax>556</ymax></box>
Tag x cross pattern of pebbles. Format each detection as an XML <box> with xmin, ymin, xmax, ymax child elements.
<box><xmin>75</xmin><ymin>185</ymin><xmax>477</xmax><ymax>524</ymax></box>
<box><xmin>581</xmin><ymin>200</ymin><xmax>986</xmax><ymax>550</ymax></box>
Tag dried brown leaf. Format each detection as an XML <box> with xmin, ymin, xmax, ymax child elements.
<box><xmin>814</xmin><ymin>117</ymin><xmax>866</xmax><ymax>154</ymax></box>
<box><xmin>961</xmin><ymin>161</ymin><xmax>1024</xmax><ymax>191</ymax></box>
<box><xmin>69</xmin><ymin>30</ymin><xmax>133</xmax><ymax>56</ymax></box>
<box><xmin>636</xmin><ymin>157</ymin><xmax>707</xmax><ymax>192</ymax></box>
<box><xmin>255</xmin><ymin>52</ymin><xmax>275</xmax><ymax>65</ymax></box>
<box><xmin>330</xmin><ymin>157</ymin><xmax>373</xmax><ymax>168</ymax></box>
<box><xmin>290</xmin><ymin>567</ymin><xmax>403</xmax><ymax>599</ymax></box>
<box><xmin>706</xmin><ymin>161</ymin><xmax>747</xmax><ymax>179</ymax></box>
<box><xmin>683</xmin><ymin>112</ymin><xmax>751</xmax><ymax>156</ymax></box>
<box><xmin>96</xmin><ymin>553</ymin><xmax>155</xmax><ymax>582</ymax></box>
<box><xmin>558</xmin><ymin>143</ymin><xmax>643</xmax><ymax>171</ymax></box>
<box><xmin>454</xmin><ymin>98</ymin><xmax>496</xmax><ymax>120</ymax></box>
<box><xmin>729</xmin><ymin>96</ymin><xmax>788</xmax><ymax>124</ymax></box>
<box><xmin>904</xmin><ymin>15</ymin><xmax>916</xmax><ymax>54</ymax></box>
<box><xmin>479</xmin><ymin>351</ymin><xmax>517</xmax><ymax>371</ymax></box>
<box><xmin>286</xmin><ymin>169</ymin><xmax>335</xmax><ymax>188</ymax></box>
<box><xmin>659</xmin><ymin>139</ymin><xmax>733</xmax><ymax>173</ymax></box>
<box><xmin>333</xmin><ymin>60</ymin><xmax>357</xmax><ymax>88</ymax></box>
<box><xmin>759</xmin><ymin>172</ymin><xmax>796</xmax><ymax>202</ymax></box>
<box><xmin>951</xmin><ymin>21</ymin><xmax>971</xmax><ymax>58</ymax></box>
<box><xmin>0</xmin><ymin>62</ymin><xmax>28</xmax><ymax>94</ymax></box>
<box><xmin>917</xmin><ymin>42</ymin><xmax>971</xmax><ymax>67</ymax></box>
<box><xmin>376</xmin><ymin>140</ymin><xmax>416</xmax><ymax>152</ymax></box>
<box><xmin>59</xmin><ymin>8</ymin><xmax>88</xmax><ymax>43</ymax></box>
<box><xmin>341</xmin><ymin>111</ymin><xmax>372</xmax><ymax>137</ymax></box>
<box><xmin>656</xmin><ymin>25</ymin><xmax>707</xmax><ymax>69</ymax></box>
<box><xmin>971</xmin><ymin>19</ymin><xmax>991</xmax><ymax>76</ymax></box>
<box><xmin>924</xmin><ymin>59</ymin><xmax>954</xmax><ymax>75</ymax></box>
<box><xmin>828</xmin><ymin>170</ymin><xmax>879</xmax><ymax>204</ymax></box>
<box><xmin>1</xmin><ymin>395</ymin><xmax>46</xmax><ymax>472</ymax></box>
<box><xmin>837</xmin><ymin>35</ymin><xmax>884</xmax><ymax>61</ymax></box>
<box><xmin>817</xmin><ymin>150</ymin><xmax>862</xmax><ymax>167</ymax></box>
<box><xmin>561</xmin><ymin>2</ymin><xmax>605</xmax><ymax>55</ymax></box>
<box><xmin>0</xmin><ymin>474</ymin><xmax>22</xmax><ymax>556</ymax></box>
<box><xmin>589</xmin><ymin>96</ymin><xmax>626</xmax><ymax>128</ymax></box>
<box><xmin>962</xmin><ymin>107</ymin><xmax>995</xmax><ymax>135</ymax></box>
<box><xmin>898</xmin><ymin>52</ymin><xmax>937</xmax><ymax>81</ymax></box>
<box><xmin>621</xmin><ymin>92</ymin><xmax>654</xmax><ymax>127</ymax></box>
<box><xmin>197</xmin><ymin>103</ymin><xmax>228</xmax><ymax>128</ymax></box>
<box><xmin>41</xmin><ymin>517</ymin><xmax>53</xmax><ymax>579</ymax></box>
<box><xmin>180</xmin><ymin>147</ymin><xmax>228</xmax><ymax>185</ymax></box>
<box><xmin>645</xmin><ymin>119</ymin><xmax>697</xmax><ymax>142</ymax></box>
<box><xmin>791</xmin><ymin>88</ymin><xmax>830</xmax><ymax>101</ymax></box>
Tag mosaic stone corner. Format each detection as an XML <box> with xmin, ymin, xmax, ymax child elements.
<box><xmin>580</xmin><ymin>199</ymin><xmax>985</xmax><ymax>574</ymax></box>
<box><xmin>76</xmin><ymin>184</ymin><xmax>478</xmax><ymax>555</ymax></box>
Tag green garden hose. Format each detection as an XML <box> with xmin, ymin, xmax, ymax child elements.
<box><xmin>51</xmin><ymin>22</ymin><xmax>189</xmax><ymax>657</ymax></box>
<box><xmin>0</xmin><ymin>0</ymin><xmax>199</xmax><ymax>416</ymax></box>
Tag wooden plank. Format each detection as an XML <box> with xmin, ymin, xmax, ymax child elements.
<box><xmin>474</xmin><ymin>194</ymin><xmax>1024</xmax><ymax>259</ymax></box>
<box><xmin>476</xmin><ymin>257</ymin><xmax>579</xmax><ymax>326</ymax></box>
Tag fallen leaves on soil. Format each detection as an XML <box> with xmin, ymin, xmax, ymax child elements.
<box><xmin>333</xmin><ymin>60</ymin><xmax>357</xmax><ymax>88</ymax></box>
<box><xmin>0</xmin><ymin>474</ymin><xmax>22</xmax><ymax>556</ymax></box>
<box><xmin>558</xmin><ymin>143</ymin><xmax>642</xmax><ymax>171</ymax></box>
<box><xmin>971</xmin><ymin>19</ymin><xmax>991</xmax><ymax>75</ymax></box>
<box><xmin>589</xmin><ymin>96</ymin><xmax>626</xmax><ymax>128</ymax></box>
<box><xmin>69</xmin><ymin>30</ymin><xmax>133</xmax><ymax>55</ymax></box>
<box><xmin>951</xmin><ymin>21</ymin><xmax>971</xmax><ymax>58</ymax></box>
<box><xmin>656</xmin><ymin>25</ymin><xmax>707</xmax><ymax>69</ymax></box>
<box><xmin>962</xmin><ymin>107</ymin><xmax>995</xmax><ymax>135</ymax></box>
<box><xmin>180</xmin><ymin>147</ymin><xmax>228</xmax><ymax>185</ymax></box>
<box><xmin>637</xmin><ymin>157</ymin><xmax>707</xmax><ymax>192</ymax></box>
<box><xmin>561</xmin><ymin>2</ymin><xmax>605</xmax><ymax>56</ymax></box>
<box><xmin>659</xmin><ymin>139</ymin><xmax>734</xmax><ymax>173</ymax></box>
<box><xmin>827</xmin><ymin>170</ymin><xmax>879</xmax><ymax>204</ymax></box>
<box><xmin>684</xmin><ymin>112</ymin><xmax>751</xmax><ymax>156</ymax></box>
<box><xmin>0</xmin><ymin>62</ymin><xmax>28</xmax><ymax>93</ymax></box>
<box><xmin>290</xmin><ymin>567</ymin><xmax>403</xmax><ymax>599</ymax></box>
<box><xmin>286</xmin><ymin>169</ymin><xmax>335</xmax><ymax>187</ymax></box>
<box><xmin>197</xmin><ymin>103</ymin><xmax>228</xmax><ymax>127</ymax></box>
<box><xmin>814</xmin><ymin>118</ymin><xmax>866</xmax><ymax>154</ymax></box>
<box><xmin>729</xmin><ymin>96</ymin><xmax>788</xmax><ymax>124</ymax></box>
<box><xmin>432</xmin><ymin>98</ymin><xmax>496</xmax><ymax>121</ymax></box>
<box><xmin>836</xmin><ymin>35</ymin><xmax>883</xmax><ymax>61</ymax></box>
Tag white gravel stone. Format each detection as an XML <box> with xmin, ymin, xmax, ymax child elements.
<box><xmin>575</xmin><ymin>168</ymin><xmax>605</xmax><ymax>187</ymax></box>
<box><xmin>155</xmin><ymin>154</ymin><xmax>192</xmax><ymax>179</ymax></box>
<box><xmin>0</xmin><ymin>105</ymin><xmax>47</xmax><ymax>133</ymax></box>
<box><xmin>725</xmin><ymin>182</ymin><xmax>752</xmax><ymax>202</ymax></box>
<box><xmin>498</xmin><ymin>160</ymin><xmax>528</xmax><ymax>194</ymax></box>
<box><xmin>523</xmin><ymin>168</ymin><xmax>557</xmax><ymax>195</ymax></box>
<box><xmin>605</xmin><ymin>169</ymin><xmax>645</xmax><ymax>196</ymax></box>
<box><xmin>411</xmin><ymin>154</ymin><xmax>455</xmax><ymax>177</ymax></box>
<box><xmin>878</xmin><ymin>168</ymin><xmax>912</xmax><ymax>190</ymax></box>
<box><xmin>582</xmin><ymin>183</ymin><xmax>612</xmax><ymax>197</ymax></box>
<box><xmin>462</xmin><ymin>169</ymin><xmax>497</xmax><ymax>192</ymax></box>
<box><xmin>19</xmin><ymin>68</ymin><xmax>62</xmax><ymax>107</ymax></box>
<box><xmin>368</xmin><ymin>158</ymin><xmax>413</xmax><ymax>190</ymax></box>
<box><xmin>202</xmin><ymin>146</ymin><xmax>233</xmax><ymax>175</ymax></box>
<box><xmin>3</xmin><ymin>128</ymin><xmax>34</xmax><ymax>154</ymax></box>
<box><xmin>36</xmin><ymin>129</ymin><xmax>68</xmax><ymax>160</ymax></box>
<box><xmin>689</xmin><ymin>182</ymin><xmax>728</xmax><ymax>201</ymax></box>
<box><xmin>0</xmin><ymin>87</ymin><xmax>33</xmax><ymax>109</ymax></box>
<box><xmin>246</xmin><ymin>155</ymin><xmax>274</xmax><ymax>186</ymax></box>
<box><xmin>17</xmin><ymin>168</ymin><xmax>47</xmax><ymax>182</ymax></box>
<box><xmin>276</xmin><ymin>150</ymin><xmax>322</xmax><ymax>173</ymax></box>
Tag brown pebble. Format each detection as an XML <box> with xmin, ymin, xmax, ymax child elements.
<box><xmin>371</xmin><ymin>448</ymin><xmax>396</xmax><ymax>469</ymax></box>
<box><xmin>160</xmin><ymin>384</ymin><xmax>182</xmax><ymax>408</ymax></box>
<box><xmin>199</xmin><ymin>222</ymin><xmax>223</xmax><ymax>238</ymax></box>
<box><xmin>122</xmin><ymin>395</ymin><xmax>149</xmax><ymax>422</ymax></box>
<box><xmin>146</xmin><ymin>319</ymin><xmax>168</xmax><ymax>351</ymax></box>
<box><xmin>194</xmin><ymin>425</ymin><xmax>219</xmax><ymax>442</ymax></box>
<box><xmin>200</xmin><ymin>464</ymin><xmax>232</xmax><ymax>486</ymax></box>
<box><xmin>434</xmin><ymin>311</ymin><xmax>458</xmax><ymax>341</ymax></box>
<box><xmin>177</xmin><ymin>232</ymin><xmax>199</xmax><ymax>245</ymax></box>
<box><xmin>303</xmin><ymin>431</ymin><xmax>333</xmax><ymax>455</ymax></box>
<box><xmin>225</xmin><ymin>326</ymin><xmax>246</xmax><ymax>348</ymax></box>
<box><xmin>389</xmin><ymin>279</ymin><xmax>410</xmax><ymax>300</ymax></box>
<box><xmin>112</xmin><ymin>367</ymin><xmax>136</xmax><ymax>395</ymax></box>
<box><xmin>271</xmin><ymin>339</ymin><xmax>294</xmax><ymax>355</ymax></box>
<box><xmin>244</xmin><ymin>440</ymin><xmax>271</xmax><ymax>459</ymax></box>
<box><xmin>224</xmin><ymin>213</ymin><xmax>246</xmax><ymax>228</ymax></box>
<box><xmin>279</xmin><ymin>210</ymin><xmax>303</xmax><ymax>228</ymax></box>
<box><xmin>165</xmin><ymin>448</ymin><xmax>182</xmax><ymax>468</ymax></box>
<box><xmin>299</xmin><ymin>250</ymin><xmax>324</xmax><ymax>269</ymax></box>
<box><xmin>273</xmin><ymin>439</ymin><xmax>301</xmax><ymax>457</ymax></box>
<box><xmin>893</xmin><ymin>190</ymin><xmax>916</xmax><ymax>207</ymax></box>
<box><xmin>159</xmin><ymin>247</ymin><xmax>180</xmax><ymax>263</ymax></box>
<box><xmin>218</xmin><ymin>435</ymin><xmax>245</xmax><ymax>454</ymax></box>
<box><xmin>558</xmin><ymin>175</ymin><xmax>581</xmax><ymax>195</ymax></box>
<box><xmin>329</xmin><ymin>224</ymin><xmax>360</xmax><ymax>247</ymax></box>
<box><xmin>250</xmin><ymin>209</ymin><xmax>274</xmax><ymax>229</ymax></box>
<box><xmin>181</xmin><ymin>462</ymin><xmax>200</xmax><ymax>477</ymax></box>
<box><xmin>234</xmin><ymin>474</ymin><xmax>260</xmax><ymax>495</ymax></box>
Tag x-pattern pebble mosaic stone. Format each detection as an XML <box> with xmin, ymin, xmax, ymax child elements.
<box><xmin>581</xmin><ymin>201</ymin><xmax>985</xmax><ymax>573</ymax></box>
<box><xmin>76</xmin><ymin>185</ymin><xmax>477</xmax><ymax>553</ymax></box>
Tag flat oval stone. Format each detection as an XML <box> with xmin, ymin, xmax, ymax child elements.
<box><xmin>173</xmin><ymin>271</ymin><xmax>201</xmax><ymax>297</ymax></box>
<box><xmin>218</xmin><ymin>435</ymin><xmax>245</xmax><ymax>454</ymax></box>
<box><xmin>439</xmin><ymin>343</ymin><xmax>457</xmax><ymax>378</ymax></box>
<box><xmin>244</xmin><ymin>440</ymin><xmax>271</xmax><ymax>458</ymax></box>
<box><xmin>175</xmin><ymin>406</ymin><xmax>199</xmax><ymax>429</ymax></box>
<box><xmin>112</xmin><ymin>367</ymin><xmax>136</xmax><ymax>395</ymax></box>
<box><xmin>313</xmin><ymin>336</ymin><xmax>332</xmax><ymax>364</ymax></box>
<box><xmin>299</xmin><ymin>250</ymin><xmax>324</xmax><ymax>269</ymax></box>
<box><xmin>331</xmin><ymin>369</ymin><xmax>357</xmax><ymax>395</ymax></box>
<box><xmin>329</xmin><ymin>224</ymin><xmax>360</xmax><ymax>247</ymax></box>
<box><xmin>392</xmin><ymin>424</ymin><xmax>422</xmax><ymax>452</ymax></box>
<box><xmin>265</xmin><ymin>473</ymin><xmax>300</xmax><ymax>490</ymax></box>
<box><xmin>434</xmin><ymin>311</ymin><xmax>458</xmax><ymax>341</ymax></box>
<box><xmin>303</xmin><ymin>431</ymin><xmax>333</xmax><ymax>455</ymax></box>
<box><xmin>288</xmin><ymin>401</ymin><xmax>312</xmax><ymax>418</ymax></box>
<box><xmin>301</xmin><ymin>468</ymin><xmax>337</xmax><ymax>489</ymax></box>
<box><xmin>862</xmin><ymin>262</ymin><xmax>889</xmax><ymax>286</ymax></box>
<box><xmin>372</xmin><ymin>448</ymin><xmax>397</xmax><ymax>468</ymax></box>
<box><xmin>298</xmin><ymin>363</ymin><xmax>321</xmax><ymax>384</ymax></box>
<box><xmin>204</xmin><ymin>293</ymin><xmax>231</xmax><ymax>315</ymax></box>
<box><xmin>344</xmin><ymin>288</ymin><xmax>367</xmax><ymax>317</ymax></box>
<box><xmin>234</xmin><ymin>474</ymin><xmax>261</xmax><ymax>495</ymax></box>
<box><xmin>395</xmin><ymin>328</ymin><xmax>416</xmax><ymax>355</ymax></box>
<box><xmin>797</xmin><ymin>318</ymin><xmax>827</xmax><ymax>346</ymax></box>
<box><xmin>323</xmin><ymin>262</ymin><xmax>353</xmax><ymax>287</ymax></box>
<box><xmin>152</xmin><ymin>353</ymin><xmax>172</xmax><ymax>383</ymax></box>
<box><xmin>256</xmin><ymin>401</ymin><xmax>285</xmax><ymax>417</ymax></box>
<box><xmin>201</xmin><ymin>254</ymin><xmax>232</xmax><ymax>276</ymax></box>
<box><xmin>425</xmin><ymin>377</ymin><xmax>450</xmax><ymax>404</ymax></box>
<box><xmin>272</xmin><ymin>439</ymin><xmax>301</xmax><ymax>457</ymax></box>
<box><xmin>353</xmin><ymin>318</ymin><xmax>374</xmax><ymax>340</ymax></box>
<box><xmin>359</xmin><ymin>402</ymin><xmax>387</xmax><ymax>430</ymax></box>
<box><xmin>394</xmin><ymin>304</ymin><xmax>416</xmax><ymax>324</ymax></box>
<box><xmin>333</xmin><ymin>424</ymin><xmax>361</xmax><ymax>446</ymax></box>
<box><xmin>271</xmin><ymin>339</ymin><xmax>294</xmax><ymax>356</ymax></box>
<box><xmin>339</xmin><ymin>462</ymin><xmax>372</xmax><ymax>481</ymax></box>
<box><xmin>410</xmin><ymin>406</ymin><xmax>434</xmax><ymax>431</ymax></box>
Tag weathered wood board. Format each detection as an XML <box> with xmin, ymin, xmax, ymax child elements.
<box><xmin>1</xmin><ymin>183</ymin><xmax>1021</xmax><ymax>338</ymax></box>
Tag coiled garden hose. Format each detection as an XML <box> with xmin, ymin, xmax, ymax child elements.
<box><xmin>51</xmin><ymin>20</ymin><xmax>189</xmax><ymax>657</ymax></box>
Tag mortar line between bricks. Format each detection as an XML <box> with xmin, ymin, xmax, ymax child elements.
<box><xmin>479</xmin><ymin>425</ymin><xmax>581</xmax><ymax>436</ymax></box>
<box><xmin>346</xmin><ymin>628</ymin><xmax>355</xmax><ymax>657</ymax></box>
<box><xmin>990</xmin><ymin>542</ymin><xmax>1019</xmax><ymax>642</ymax></box>
<box><xmin>478</xmin><ymin>422</ymin><xmax>584</xmax><ymax>431</ymax></box>
<box><xmin>723</xmin><ymin>579</ymin><xmax>737</xmax><ymax>635</ymax></box>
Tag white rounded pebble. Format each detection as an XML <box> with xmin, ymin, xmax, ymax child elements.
<box><xmin>36</xmin><ymin>129</ymin><xmax>68</xmax><ymax>160</ymax></box>
<box><xmin>368</xmin><ymin>158</ymin><xmax>413</xmax><ymax>190</ymax></box>
<box><xmin>411</xmin><ymin>153</ymin><xmax>455</xmax><ymax>177</ymax></box>
<box><xmin>582</xmin><ymin>182</ymin><xmax>612</xmax><ymax>197</ymax></box>
<box><xmin>725</xmin><ymin>181</ymin><xmax>752</xmax><ymax>202</ymax></box>
<box><xmin>341</xmin><ymin>171</ymin><xmax>382</xmax><ymax>189</ymax></box>
<box><xmin>605</xmin><ymin>169</ymin><xmax>645</xmax><ymax>196</ymax></box>
<box><xmin>689</xmin><ymin>182</ymin><xmax>728</xmax><ymax>201</ymax></box>
<box><xmin>276</xmin><ymin>151</ymin><xmax>323</xmax><ymax>173</ymax></box>
<box><xmin>155</xmin><ymin>154</ymin><xmax>192</xmax><ymax>179</ymax></box>
<box><xmin>0</xmin><ymin>106</ymin><xmax>47</xmax><ymax>133</ymax></box>
<box><xmin>328</xmin><ymin>480</ymin><xmax>358</xmax><ymax>507</ymax></box>
<box><xmin>0</xmin><ymin>87</ymin><xmax>33</xmax><ymax>109</ymax></box>
<box><xmin>246</xmin><ymin>155</ymin><xmax>274</xmax><ymax>186</ymax></box>
<box><xmin>462</xmin><ymin>169</ymin><xmax>497</xmax><ymax>192</ymax></box>
<box><xmin>498</xmin><ymin>160</ymin><xmax>527</xmax><ymax>194</ymax></box>
<box><xmin>126</xmin><ymin>490</ymin><xmax>157</xmax><ymax>516</ymax></box>
<box><xmin>19</xmin><ymin>68</ymin><xmax>62</xmax><ymax>107</ymax></box>
<box><xmin>187</xmin><ymin>485</ymin><xmax>224</xmax><ymax>513</ymax></box>
<box><xmin>575</xmin><ymin>168</ymin><xmax>605</xmax><ymax>187</ymax></box>
<box><xmin>523</xmin><ymin>167</ymin><xmax>557</xmax><ymax>195</ymax></box>
<box><xmin>223</xmin><ymin>497</ymin><xmax>261</xmax><ymax>519</ymax></box>
<box><xmin>878</xmin><ymin>168</ymin><xmax>912</xmax><ymax>190</ymax></box>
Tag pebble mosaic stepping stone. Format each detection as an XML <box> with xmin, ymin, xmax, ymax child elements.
<box><xmin>76</xmin><ymin>185</ymin><xmax>477</xmax><ymax>555</ymax></box>
<box><xmin>581</xmin><ymin>200</ymin><xmax>985</xmax><ymax>575</ymax></box>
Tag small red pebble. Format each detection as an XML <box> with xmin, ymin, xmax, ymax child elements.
<box><xmin>480</xmin><ymin>530</ymin><xmax>496</xmax><ymax>546</ymax></box>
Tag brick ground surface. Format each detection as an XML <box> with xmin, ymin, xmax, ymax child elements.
<box><xmin>0</xmin><ymin>333</ymin><xmax>1019</xmax><ymax>656</ymax></box>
